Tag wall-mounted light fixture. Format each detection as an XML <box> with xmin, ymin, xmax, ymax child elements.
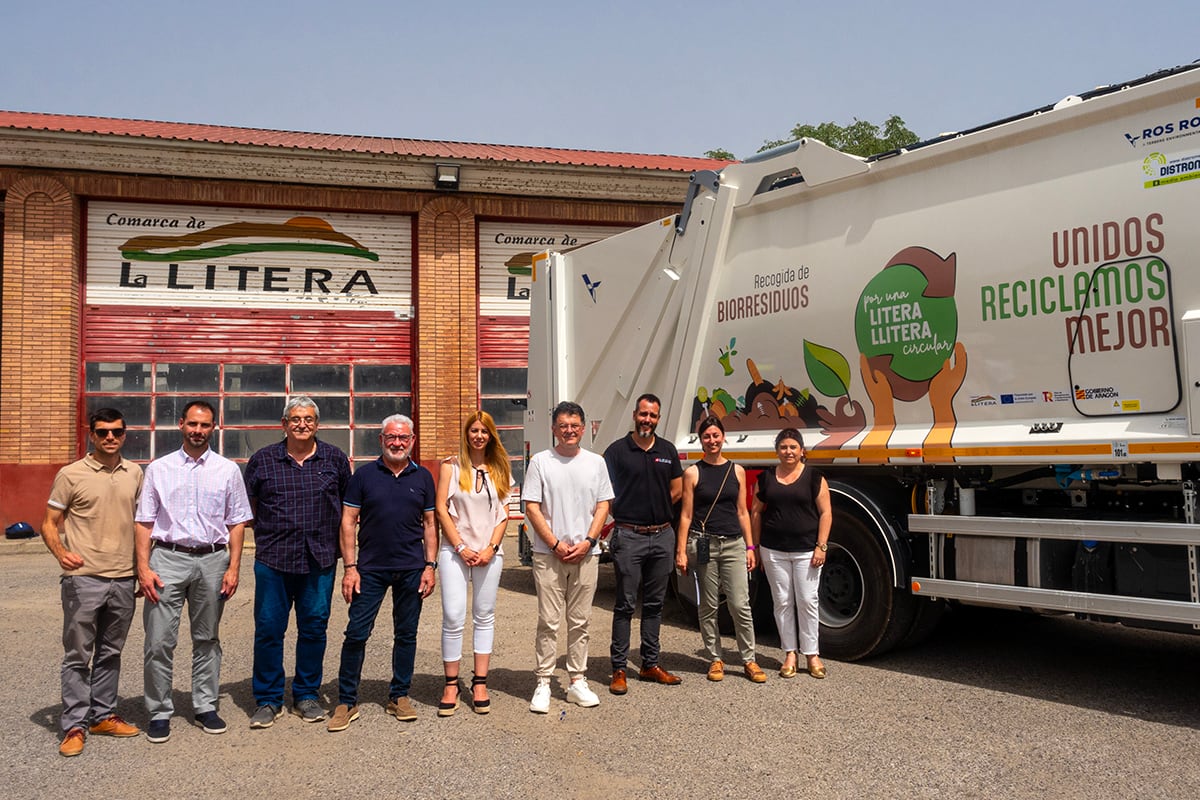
<box><xmin>434</xmin><ymin>163</ymin><xmax>460</xmax><ymax>190</ymax></box>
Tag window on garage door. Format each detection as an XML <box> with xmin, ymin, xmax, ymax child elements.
<box><xmin>84</xmin><ymin>361</ymin><xmax>411</xmax><ymax>468</ymax></box>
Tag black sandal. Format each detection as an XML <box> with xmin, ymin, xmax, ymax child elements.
<box><xmin>438</xmin><ymin>676</ymin><xmax>462</xmax><ymax>717</ymax></box>
<box><xmin>471</xmin><ymin>674</ymin><xmax>490</xmax><ymax>715</ymax></box>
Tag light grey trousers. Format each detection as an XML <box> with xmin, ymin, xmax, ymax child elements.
<box><xmin>143</xmin><ymin>547</ymin><xmax>228</xmax><ymax>720</ymax></box>
<box><xmin>60</xmin><ymin>575</ymin><xmax>136</xmax><ymax>732</ymax></box>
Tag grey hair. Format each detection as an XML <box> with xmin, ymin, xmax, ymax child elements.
<box><xmin>283</xmin><ymin>395</ymin><xmax>320</xmax><ymax>420</ymax></box>
<box><xmin>381</xmin><ymin>413</ymin><xmax>414</xmax><ymax>433</ymax></box>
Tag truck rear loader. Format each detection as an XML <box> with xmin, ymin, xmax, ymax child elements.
<box><xmin>525</xmin><ymin>61</ymin><xmax>1200</xmax><ymax>660</ymax></box>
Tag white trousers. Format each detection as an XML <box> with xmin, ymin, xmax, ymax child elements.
<box><xmin>759</xmin><ymin>547</ymin><xmax>822</xmax><ymax>656</ymax></box>
<box><xmin>438</xmin><ymin>546</ymin><xmax>504</xmax><ymax>663</ymax></box>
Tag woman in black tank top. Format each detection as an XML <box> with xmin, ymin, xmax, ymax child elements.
<box><xmin>750</xmin><ymin>428</ymin><xmax>832</xmax><ymax>679</ymax></box>
<box><xmin>676</xmin><ymin>416</ymin><xmax>767</xmax><ymax>683</ymax></box>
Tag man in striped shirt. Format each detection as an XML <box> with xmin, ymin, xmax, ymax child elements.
<box><xmin>135</xmin><ymin>400</ymin><xmax>253</xmax><ymax>744</ymax></box>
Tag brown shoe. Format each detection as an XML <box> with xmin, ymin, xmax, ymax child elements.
<box><xmin>706</xmin><ymin>660</ymin><xmax>725</xmax><ymax>681</ymax></box>
<box><xmin>638</xmin><ymin>665</ymin><xmax>682</xmax><ymax>685</ymax></box>
<box><xmin>386</xmin><ymin>696</ymin><xmax>417</xmax><ymax>722</ymax></box>
<box><xmin>326</xmin><ymin>703</ymin><xmax>359</xmax><ymax>732</ymax></box>
<box><xmin>609</xmin><ymin>669</ymin><xmax>628</xmax><ymax>695</ymax></box>
<box><xmin>59</xmin><ymin>727</ymin><xmax>85</xmax><ymax>757</ymax></box>
<box><xmin>744</xmin><ymin>661</ymin><xmax>767</xmax><ymax>683</ymax></box>
<box><xmin>89</xmin><ymin>713</ymin><xmax>140</xmax><ymax>738</ymax></box>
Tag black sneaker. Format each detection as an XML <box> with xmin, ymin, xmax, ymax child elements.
<box><xmin>194</xmin><ymin>711</ymin><xmax>227</xmax><ymax>735</ymax></box>
<box><xmin>146</xmin><ymin>719</ymin><xmax>171</xmax><ymax>743</ymax></box>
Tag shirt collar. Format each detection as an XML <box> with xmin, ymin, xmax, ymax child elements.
<box><xmin>83</xmin><ymin>453</ymin><xmax>128</xmax><ymax>473</ymax></box>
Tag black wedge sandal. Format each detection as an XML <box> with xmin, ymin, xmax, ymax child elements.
<box><xmin>438</xmin><ymin>676</ymin><xmax>462</xmax><ymax>718</ymax></box>
<box><xmin>471</xmin><ymin>674</ymin><xmax>490</xmax><ymax>715</ymax></box>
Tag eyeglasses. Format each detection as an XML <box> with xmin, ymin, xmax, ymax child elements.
<box><xmin>93</xmin><ymin>427</ymin><xmax>126</xmax><ymax>438</ymax></box>
<box><xmin>287</xmin><ymin>416</ymin><xmax>317</xmax><ymax>426</ymax></box>
<box><xmin>555</xmin><ymin>423</ymin><xmax>584</xmax><ymax>432</ymax></box>
<box><xmin>382</xmin><ymin>434</ymin><xmax>414</xmax><ymax>443</ymax></box>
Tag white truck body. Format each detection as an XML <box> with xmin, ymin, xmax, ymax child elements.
<box><xmin>525</xmin><ymin>62</ymin><xmax>1200</xmax><ymax>659</ymax></box>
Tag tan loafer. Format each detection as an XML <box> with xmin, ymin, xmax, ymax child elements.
<box><xmin>706</xmin><ymin>660</ymin><xmax>725</xmax><ymax>681</ymax></box>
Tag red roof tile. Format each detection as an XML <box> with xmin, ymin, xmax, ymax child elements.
<box><xmin>0</xmin><ymin>110</ymin><xmax>729</xmax><ymax>172</ymax></box>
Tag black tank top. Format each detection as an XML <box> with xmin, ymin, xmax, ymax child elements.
<box><xmin>756</xmin><ymin>466</ymin><xmax>823</xmax><ymax>551</ymax></box>
<box><xmin>692</xmin><ymin>460</ymin><xmax>741</xmax><ymax>536</ymax></box>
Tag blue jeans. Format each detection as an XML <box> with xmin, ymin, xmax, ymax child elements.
<box><xmin>336</xmin><ymin>568</ymin><xmax>424</xmax><ymax>705</ymax></box>
<box><xmin>252</xmin><ymin>560</ymin><xmax>335</xmax><ymax>706</ymax></box>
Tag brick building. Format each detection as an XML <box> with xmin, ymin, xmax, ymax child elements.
<box><xmin>0</xmin><ymin>111</ymin><xmax>723</xmax><ymax>527</ymax></box>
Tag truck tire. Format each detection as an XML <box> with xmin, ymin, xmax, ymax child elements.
<box><xmin>819</xmin><ymin>514</ymin><xmax>916</xmax><ymax>661</ymax></box>
<box><xmin>899</xmin><ymin>596</ymin><xmax>946</xmax><ymax>649</ymax></box>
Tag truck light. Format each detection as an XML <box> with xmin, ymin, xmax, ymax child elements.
<box><xmin>911</xmin><ymin>580</ymin><xmax>922</xmax><ymax>593</ymax></box>
<box><xmin>905</xmin><ymin>448</ymin><xmax>922</xmax><ymax>458</ymax></box>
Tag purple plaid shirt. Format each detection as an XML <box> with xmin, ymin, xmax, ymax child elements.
<box><xmin>244</xmin><ymin>439</ymin><xmax>351</xmax><ymax>573</ymax></box>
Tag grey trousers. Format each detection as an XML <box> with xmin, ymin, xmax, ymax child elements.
<box><xmin>143</xmin><ymin>547</ymin><xmax>228</xmax><ymax>720</ymax></box>
<box><xmin>688</xmin><ymin>534</ymin><xmax>756</xmax><ymax>664</ymax></box>
<box><xmin>60</xmin><ymin>575</ymin><xmax>136</xmax><ymax>732</ymax></box>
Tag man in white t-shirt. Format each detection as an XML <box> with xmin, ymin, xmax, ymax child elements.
<box><xmin>522</xmin><ymin>401</ymin><xmax>614</xmax><ymax>714</ymax></box>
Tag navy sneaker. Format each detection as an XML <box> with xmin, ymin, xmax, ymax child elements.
<box><xmin>193</xmin><ymin>711</ymin><xmax>227</xmax><ymax>735</ymax></box>
<box><xmin>146</xmin><ymin>719</ymin><xmax>171</xmax><ymax>744</ymax></box>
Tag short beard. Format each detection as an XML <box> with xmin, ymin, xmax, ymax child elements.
<box><xmin>636</xmin><ymin>426</ymin><xmax>655</xmax><ymax>439</ymax></box>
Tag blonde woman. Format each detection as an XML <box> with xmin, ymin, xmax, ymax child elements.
<box><xmin>435</xmin><ymin>412</ymin><xmax>511</xmax><ymax>715</ymax></box>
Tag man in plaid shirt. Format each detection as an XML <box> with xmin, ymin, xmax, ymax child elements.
<box><xmin>244</xmin><ymin>396</ymin><xmax>351</xmax><ymax>728</ymax></box>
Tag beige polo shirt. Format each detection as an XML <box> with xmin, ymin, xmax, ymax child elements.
<box><xmin>47</xmin><ymin>454</ymin><xmax>144</xmax><ymax>578</ymax></box>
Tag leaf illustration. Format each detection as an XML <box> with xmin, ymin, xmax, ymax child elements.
<box><xmin>803</xmin><ymin>340</ymin><xmax>852</xmax><ymax>398</ymax></box>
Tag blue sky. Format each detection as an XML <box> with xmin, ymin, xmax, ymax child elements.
<box><xmin>6</xmin><ymin>0</ymin><xmax>1198</xmax><ymax>159</ymax></box>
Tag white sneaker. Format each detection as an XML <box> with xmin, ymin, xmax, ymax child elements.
<box><xmin>566</xmin><ymin>678</ymin><xmax>600</xmax><ymax>708</ymax></box>
<box><xmin>529</xmin><ymin>678</ymin><xmax>551</xmax><ymax>714</ymax></box>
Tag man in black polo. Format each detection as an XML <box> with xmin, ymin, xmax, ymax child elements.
<box><xmin>603</xmin><ymin>393</ymin><xmax>683</xmax><ymax>695</ymax></box>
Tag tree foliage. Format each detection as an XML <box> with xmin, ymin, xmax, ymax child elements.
<box><xmin>704</xmin><ymin>148</ymin><xmax>736</xmax><ymax>161</ymax></box>
<box><xmin>705</xmin><ymin>115</ymin><xmax>919</xmax><ymax>161</ymax></box>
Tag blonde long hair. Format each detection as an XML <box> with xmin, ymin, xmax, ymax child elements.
<box><xmin>457</xmin><ymin>410</ymin><xmax>512</xmax><ymax>501</ymax></box>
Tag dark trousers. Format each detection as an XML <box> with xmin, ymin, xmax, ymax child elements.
<box><xmin>609</xmin><ymin>526</ymin><xmax>674</xmax><ymax>670</ymax></box>
<box><xmin>336</xmin><ymin>568</ymin><xmax>423</xmax><ymax>705</ymax></box>
<box><xmin>252</xmin><ymin>559</ymin><xmax>335</xmax><ymax>706</ymax></box>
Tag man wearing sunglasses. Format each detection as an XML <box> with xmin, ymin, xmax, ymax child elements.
<box><xmin>41</xmin><ymin>408</ymin><xmax>144</xmax><ymax>757</ymax></box>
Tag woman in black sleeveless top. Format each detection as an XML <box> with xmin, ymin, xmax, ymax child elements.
<box><xmin>675</xmin><ymin>416</ymin><xmax>767</xmax><ymax>683</ymax></box>
<box><xmin>750</xmin><ymin>428</ymin><xmax>832</xmax><ymax>679</ymax></box>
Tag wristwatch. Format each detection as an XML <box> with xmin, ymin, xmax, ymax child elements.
<box><xmin>425</xmin><ymin>560</ymin><xmax>438</xmax><ymax>570</ymax></box>
<box><xmin>585</xmin><ymin>536</ymin><xmax>598</xmax><ymax>547</ymax></box>
<box><xmin>817</xmin><ymin>543</ymin><xmax>829</xmax><ymax>552</ymax></box>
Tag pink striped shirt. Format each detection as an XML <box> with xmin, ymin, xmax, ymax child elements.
<box><xmin>135</xmin><ymin>448</ymin><xmax>253</xmax><ymax>547</ymax></box>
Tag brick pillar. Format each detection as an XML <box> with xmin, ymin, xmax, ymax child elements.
<box><xmin>1</xmin><ymin>176</ymin><xmax>80</xmax><ymax>527</ymax></box>
<box><xmin>415</xmin><ymin>196</ymin><xmax>478</xmax><ymax>464</ymax></box>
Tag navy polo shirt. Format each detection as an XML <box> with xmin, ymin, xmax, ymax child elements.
<box><xmin>603</xmin><ymin>433</ymin><xmax>683</xmax><ymax>527</ymax></box>
<box><xmin>343</xmin><ymin>457</ymin><xmax>436</xmax><ymax>572</ymax></box>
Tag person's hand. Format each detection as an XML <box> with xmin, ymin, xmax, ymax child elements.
<box><xmin>57</xmin><ymin>550</ymin><xmax>85</xmax><ymax>571</ymax></box>
<box><xmin>341</xmin><ymin>569</ymin><xmax>361</xmax><ymax>604</ymax></box>
<box><xmin>473</xmin><ymin>547</ymin><xmax>493</xmax><ymax>567</ymax></box>
<box><xmin>811</xmin><ymin>548</ymin><xmax>827</xmax><ymax>568</ymax></box>
<box><xmin>460</xmin><ymin>547</ymin><xmax>481</xmax><ymax>567</ymax></box>
<box><xmin>220</xmin><ymin>566</ymin><xmax>239</xmax><ymax>600</ymax></box>
<box><xmin>745</xmin><ymin>548</ymin><xmax>757</xmax><ymax>572</ymax></box>
<box><xmin>561</xmin><ymin>540</ymin><xmax>590</xmax><ymax>564</ymax></box>
<box><xmin>138</xmin><ymin>567</ymin><xmax>163</xmax><ymax>604</ymax></box>
<box><xmin>419</xmin><ymin>567</ymin><xmax>436</xmax><ymax>598</ymax></box>
<box><xmin>675</xmin><ymin>551</ymin><xmax>689</xmax><ymax>575</ymax></box>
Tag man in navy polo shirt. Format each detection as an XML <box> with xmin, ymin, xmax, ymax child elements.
<box><xmin>327</xmin><ymin>414</ymin><xmax>437</xmax><ymax>732</ymax></box>
<box><xmin>603</xmin><ymin>393</ymin><xmax>684</xmax><ymax>695</ymax></box>
<box><xmin>244</xmin><ymin>396</ymin><xmax>351</xmax><ymax>729</ymax></box>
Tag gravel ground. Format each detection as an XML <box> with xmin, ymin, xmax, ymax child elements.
<box><xmin>3</xmin><ymin>546</ymin><xmax>1200</xmax><ymax>799</ymax></box>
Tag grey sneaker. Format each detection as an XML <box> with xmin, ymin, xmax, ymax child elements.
<box><xmin>249</xmin><ymin>704</ymin><xmax>283</xmax><ymax>729</ymax></box>
<box><xmin>292</xmin><ymin>698</ymin><xmax>326</xmax><ymax>723</ymax></box>
<box><xmin>385</xmin><ymin>696</ymin><xmax>417</xmax><ymax>721</ymax></box>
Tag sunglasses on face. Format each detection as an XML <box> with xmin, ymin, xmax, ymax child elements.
<box><xmin>93</xmin><ymin>427</ymin><xmax>126</xmax><ymax>439</ymax></box>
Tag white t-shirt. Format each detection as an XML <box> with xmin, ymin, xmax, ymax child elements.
<box><xmin>522</xmin><ymin>447</ymin><xmax>614</xmax><ymax>555</ymax></box>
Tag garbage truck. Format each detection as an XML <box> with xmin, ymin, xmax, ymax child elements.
<box><xmin>522</xmin><ymin>60</ymin><xmax>1200</xmax><ymax>660</ymax></box>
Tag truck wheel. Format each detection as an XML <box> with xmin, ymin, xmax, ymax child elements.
<box><xmin>819</xmin><ymin>514</ymin><xmax>915</xmax><ymax>661</ymax></box>
<box><xmin>899</xmin><ymin>596</ymin><xmax>946</xmax><ymax>649</ymax></box>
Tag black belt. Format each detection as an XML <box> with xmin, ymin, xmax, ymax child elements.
<box><xmin>616</xmin><ymin>522</ymin><xmax>672</xmax><ymax>534</ymax></box>
<box><xmin>153</xmin><ymin>540</ymin><xmax>227</xmax><ymax>555</ymax></box>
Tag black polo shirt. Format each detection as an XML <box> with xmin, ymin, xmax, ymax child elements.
<box><xmin>603</xmin><ymin>432</ymin><xmax>682</xmax><ymax>527</ymax></box>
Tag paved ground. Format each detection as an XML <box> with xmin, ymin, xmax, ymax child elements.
<box><xmin>3</xmin><ymin>541</ymin><xmax>1200</xmax><ymax>799</ymax></box>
